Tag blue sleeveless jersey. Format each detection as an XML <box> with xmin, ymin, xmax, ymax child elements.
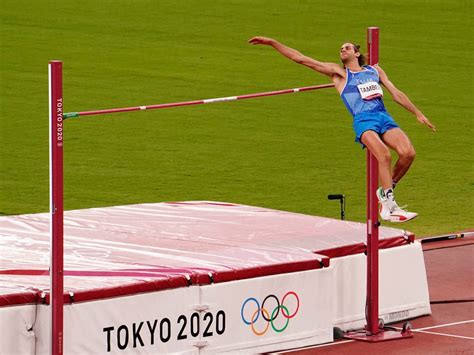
<box><xmin>340</xmin><ymin>65</ymin><xmax>386</xmax><ymax>117</ymax></box>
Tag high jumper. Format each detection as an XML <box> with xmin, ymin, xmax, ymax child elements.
<box><xmin>249</xmin><ymin>36</ymin><xmax>436</xmax><ymax>222</ymax></box>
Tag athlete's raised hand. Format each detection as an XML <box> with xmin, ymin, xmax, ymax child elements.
<box><xmin>248</xmin><ymin>36</ymin><xmax>275</xmax><ymax>46</ymax></box>
<box><xmin>416</xmin><ymin>113</ymin><xmax>436</xmax><ymax>132</ymax></box>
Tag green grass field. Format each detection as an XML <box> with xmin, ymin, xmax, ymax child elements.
<box><xmin>1</xmin><ymin>0</ymin><xmax>472</xmax><ymax>236</ymax></box>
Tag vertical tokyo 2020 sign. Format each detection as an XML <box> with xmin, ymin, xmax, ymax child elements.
<box><xmin>240</xmin><ymin>291</ymin><xmax>300</xmax><ymax>336</ymax></box>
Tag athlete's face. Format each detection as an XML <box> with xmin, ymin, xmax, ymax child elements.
<box><xmin>340</xmin><ymin>43</ymin><xmax>359</xmax><ymax>63</ymax></box>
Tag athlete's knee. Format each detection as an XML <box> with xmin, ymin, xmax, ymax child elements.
<box><xmin>375</xmin><ymin>148</ymin><xmax>392</xmax><ymax>166</ymax></box>
<box><xmin>399</xmin><ymin>147</ymin><xmax>416</xmax><ymax>163</ymax></box>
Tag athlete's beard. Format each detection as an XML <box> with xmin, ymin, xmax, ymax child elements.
<box><xmin>341</xmin><ymin>57</ymin><xmax>350</xmax><ymax>68</ymax></box>
<box><xmin>341</xmin><ymin>57</ymin><xmax>359</xmax><ymax>68</ymax></box>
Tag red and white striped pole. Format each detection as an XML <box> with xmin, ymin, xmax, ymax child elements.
<box><xmin>366</xmin><ymin>26</ymin><xmax>380</xmax><ymax>336</ymax></box>
<box><xmin>49</xmin><ymin>60</ymin><xmax>64</xmax><ymax>355</ymax></box>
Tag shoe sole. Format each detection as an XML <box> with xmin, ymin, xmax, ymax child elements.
<box><xmin>387</xmin><ymin>214</ymin><xmax>418</xmax><ymax>223</ymax></box>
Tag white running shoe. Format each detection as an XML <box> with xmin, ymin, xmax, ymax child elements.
<box><xmin>376</xmin><ymin>187</ymin><xmax>386</xmax><ymax>202</ymax></box>
<box><xmin>376</xmin><ymin>187</ymin><xmax>417</xmax><ymax>223</ymax></box>
<box><xmin>386</xmin><ymin>204</ymin><xmax>418</xmax><ymax>223</ymax></box>
<box><xmin>376</xmin><ymin>188</ymin><xmax>391</xmax><ymax>220</ymax></box>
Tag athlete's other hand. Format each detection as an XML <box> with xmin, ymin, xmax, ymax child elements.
<box><xmin>417</xmin><ymin>113</ymin><xmax>436</xmax><ymax>131</ymax></box>
<box><xmin>248</xmin><ymin>36</ymin><xmax>275</xmax><ymax>46</ymax></box>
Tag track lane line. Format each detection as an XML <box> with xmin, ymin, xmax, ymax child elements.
<box><xmin>413</xmin><ymin>330</ymin><xmax>474</xmax><ymax>340</ymax></box>
<box><xmin>270</xmin><ymin>340</ymin><xmax>355</xmax><ymax>353</ymax></box>
<box><xmin>415</xmin><ymin>319</ymin><xmax>474</xmax><ymax>331</ymax></box>
<box><xmin>275</xmin><ymin>320</ymin><xmax>474</xmax><ymax>353</ymax></box>
<box><xmin>392</xmin><ymin>319</ymin><xmax>474</xmax><ymax>332</ymax></box>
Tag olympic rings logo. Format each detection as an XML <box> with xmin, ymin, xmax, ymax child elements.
<box><xmin>240</xmin><ymin>291</ymin><xmax>300</xmax><ymax>336</ymax></box>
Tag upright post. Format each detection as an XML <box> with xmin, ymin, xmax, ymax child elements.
<box><xmin>344</xmin><ymin>27</ymin><xmax>413</xmax><ymax>342</ymax></box>
<box><xmin>366</xmin><ymin>26</ymin><xmax>380</xmax><ymax>336</ymax></box>
<box><xmin>49</xmin><ymin>60</ymin><xmax>64</xmax><ymax>355</ymax></box>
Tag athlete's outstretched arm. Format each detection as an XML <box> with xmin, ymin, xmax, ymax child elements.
<box><xmin>375</xmin><ymin>66</ymin><xmax>436</xmax><ymax>131</ymax></box>
<box><xmin>248</xmin><ymin>36</ymin><xmax>344</xmax><ymax>79</ymax></box>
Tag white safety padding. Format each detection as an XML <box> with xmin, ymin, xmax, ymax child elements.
<box><xmin>0</xmin><ymin>305</ymin><xmax>37</xmax><ymax>355</ymax></box>
<box><xmin>331</xmin><ymin>253</ymin><xmax>367</xmax><ymax>330</ymax></box>
<box><xmin>332</xmin><ymin>242</ymin><xmax>431</xmax><ymax>331</ymax></box>
<box><xmin>34</xmin><ymin>287</ymin><xmax>200</xmax><ymax>354</ymax></box>
<box><xmin>199</xmin><ymin>268</ymin><xmax>334</xmax><ymax>353</ymax></box>
<box><xmin>379</xmin><ymin>241</ymin><xmax>431</xmax><ymax>323</ymax></box>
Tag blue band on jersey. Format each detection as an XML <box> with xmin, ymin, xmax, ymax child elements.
<box><xmin>353</xmin><ymin>111</ymin><xmax>399</xmax><ymax>147</ymax></box>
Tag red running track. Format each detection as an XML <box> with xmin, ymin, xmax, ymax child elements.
<box><xmin>274</xmin><ymin>233</ymin><xmax>474</xmax><ymax>355</ymax></box>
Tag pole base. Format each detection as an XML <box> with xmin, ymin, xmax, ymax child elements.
<box><xmin>344</xmin><ymin>322</ymin><xmax>413</xmax><ymax>343</ymax></box>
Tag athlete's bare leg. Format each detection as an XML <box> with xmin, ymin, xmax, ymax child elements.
<box><xmin>361</xmin><ymin>129</ymin><xmax>418</xmax><ymax>222</ymax></box>
<box><xmin>360</xmin><ymin>130</ymin><xmax>393</xmax><ymax>189</ymax></box>
<box><xmin>381</xmin><ymin>128</ymin><xmax>416</xmax><ymax>184</ymax></box>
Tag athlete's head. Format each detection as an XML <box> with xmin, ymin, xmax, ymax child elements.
<box><xmin>340</xmin><ymin>43</ymin><xmax>366</xmax><ymax>67</ymax></box>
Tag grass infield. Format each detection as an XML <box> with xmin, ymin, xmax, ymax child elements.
<box><xmin>1</xmin><ymin>0</ymin><xmax>472</xmax><ymax>236</ymax></box>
